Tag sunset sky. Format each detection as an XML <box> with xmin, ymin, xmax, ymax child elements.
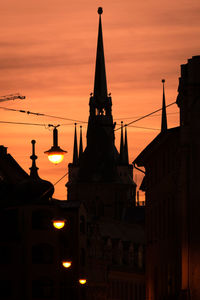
<box><xmin>0</xmin><ymin>0</ymin><xmax>200</xmax><ymax>199</ymax></box>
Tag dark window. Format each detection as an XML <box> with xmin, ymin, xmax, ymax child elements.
<box><xmin>80</xmin><ymin>216</ymin><xmax>85</xmax><ymax>234</ymax></box>
<box><xmin>134</xmin><ymin>245</ymin><xmax>138</xmax><ymax>267</ymax></box>
<box><xmin>32</xmin><ymin>278</ymin><xmax>54</xmax><ymax>298</ymax></box>
<box><xmin>32</xmin><ymin>244</ymin><xmax>54</xmax><ymax>264</ymax></box>
<box><xmin>0</xmin><ymin>280</ymin><xmax>12</xmax><ymax>298</ymax></box>
<box><xmin>80</xmin><ymin>248</ymin><xmax>86</xmax><ymax>266</ymax></box>
<box><xmin>135</xmin><ymin>284</ymin><xmax>138</xmax><ymax>300</ymax></box>
<box><xmin>0</xmin><ymin>246</ymin><xmax>12</xmax><ymax>264</ymax></box>
<box><xmin>32</xmin><ymin>210</ymin><xmax>52</xmax><ymax>230</ymax></box>
<box><xmin>99</xmin><ymin>201</ymin><xmax>104</xmax><ymax>217</ymax></box>
<box><xmin>0</xmin><ymin>209</ymin><xmax>18</xmax><ymax>240</ymax></box>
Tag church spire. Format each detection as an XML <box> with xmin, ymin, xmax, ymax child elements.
<box><xmin>120</xmin><ymin>121</ymin><xmax>124</xmax><ymax>163</ymax></box>
<box><xmin>30</xmin><ymin>140</ymin><xmax>39</xmax><ymax>179</ymax></box>
<box><xmin>93</xmin><ymin>7</ymin><xmax>108</xmax><ymax>112</ymax></box>
<box><xmin>79</xmin><ymin>125</ymin><xmax>83</xmax><ymax>160</ymax></box>
<box><xmin>73</xmin><ymin>123</ymin><xmax>78</xmax><ymax>165</ymax></box>
<box><xmin>161</xmin><ymin>79</ymin><xmax>167</xmax><ymax>132</ymax></box>
<box><xmin>124</xmin><ymin>125</ymin><xmax>129</xmax><ymax>164</ymax></box>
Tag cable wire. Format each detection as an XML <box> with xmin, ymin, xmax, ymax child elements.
<box><xmin>114</xmin><ymin>101</ymin><xmax>176</xmax><ymax>131</ymax></box>
<box><xmin>0</xmin><ymin>106</ymin><xmax>88</xmax><ymax>124</ymax></box>
<box><xmin>39</xmin><ymin>172</ymin><xmax>69</xmax><ymax>200</ymax></box>
<box><xmin>0</xmin><ymin>120</ymin><xmax>47</xmax><ymax>127</ymax></box>
<box><xmin>114</xmin><ymin>112</ymin><xmax>178</xmax><ymax>120</ymax></box>
<box><xmin>0</xmin><ymin>101</ymin><xmax>176</xmax><ymax>131</ymax></box>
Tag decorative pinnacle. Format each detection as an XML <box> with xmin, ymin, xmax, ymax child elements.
<box><xmin>98</xmin><ymin>7</ymin><xmax>103</xmax><ymax>14</ymax></box>
<box><xmin>31</xmin><ymin>140</ymin><xmax>37</xmax><ymax>160</ymax></box>
<box><xmin>162</xmin><ymin>79</ymin><xmax>165</xmax><ymax>83</ymax></box>
<box><xmin>30</xmin><ymin>140</ymin><xmax>39</xmax><ymax>179</ymax></box>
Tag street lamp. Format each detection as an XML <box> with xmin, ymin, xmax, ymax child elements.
<box><xmin>44</xmin><ymin>125</ymin><xmax>67</xmax><ymax>164</ymax></box>
<box><xmin>52</xmin><ymin>218</ymin><xmax>66</xmax><ymax>229</ymax></box>
<box><xmin>79</xmin><ymin>279</ymin><xmax>87</xmax><ymax>285</ymax></box>
<box><xmin>62</xmin><ymin>260</ymin><xmax>72</xmax><ymax>269</ymax></box>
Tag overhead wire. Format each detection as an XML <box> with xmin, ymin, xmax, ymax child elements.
<box><xmin>39</xmin><ymin>172</ymin><xmax>69</xmax><ymax>200</ymax></box>
<box><xmin>0</xmin><ymin>102</ymin><xmax>176</xmax><ymax>190</ymax></box>
<box><xmin>0</xmin><ymin>101</ymin><xmax>177</xmax><ymax>132</ymax></box>
<box><xmin>114</xmin><ymin>101</ymin><xmax>176</xmax><ymax>131</ymax></box>
<box><xmin>114</xmin><ymin>112</ymin><xmax>178</xmax><ymax>120</ymax></box>
<box><xmin>0</xmin><ymin>120</ymin><xmax>47</xmax><ymax>127</ymax></box>
<box><xmin>0</xmin><ymin>106</ymin><xmax>87</xmax><ymax>124</ymax></box>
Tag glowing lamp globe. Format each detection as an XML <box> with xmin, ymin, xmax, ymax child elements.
<box><xmin>62</xmin><ymin>260</ymin><xmax>72</xmax><ymax>268</ymax></box>
<box><xmin>47</xmin><ymin>153</ymin><xmax>65</xmax><ymax>164</ymax></box>
<box><xmin>52</xmin><ymin>219</ymin><xmax>66</xmax><ymax>229</ymax></box>
<box><xmin>44</xmin><ymin>127</ymin><xmax>67</xmax><ymax>164</ymax></box>
<box><xmin>79</xmin><ymin>279</ymin><xmax>87</xmax><ymax>285</ymax></box>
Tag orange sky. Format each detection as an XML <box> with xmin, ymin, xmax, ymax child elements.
<box><xmin>0</xmin><ymin>0</ymin><xmax>200</xmax><ymax>199</ymax></box>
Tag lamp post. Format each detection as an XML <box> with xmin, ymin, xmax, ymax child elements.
<box><xmin>44</xmin><ymin>125</ymin><xmax>67</xmax><ymax>164</ymax></box>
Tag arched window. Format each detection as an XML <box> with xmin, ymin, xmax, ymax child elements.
<box><xmin>80</xmin><ymin>215</ymin><xmax>85</xmax><ymax>234</ymax></box>
<box><xmin>32</xmin><ymin>243</ymin><xmax>54</xmax><ymax>264</ymax></box>
<box><xmin>129</xmin><ymin>244</ymin><xmax>134</xmax><ymax>265</ymax></box>
<box><xmin>138</xmin><ymin>245</ymin><xmax>143</xmax><ymax>269</ymax></box>
<box><xmin>32</xmin><ymin>210</ymin><xmax>52</xmax><ymax>230</ymax></box>
<box><xmin>104</xmin><ymin>238</ymin><xmax>112</xmax><ymax>261</ymax></box>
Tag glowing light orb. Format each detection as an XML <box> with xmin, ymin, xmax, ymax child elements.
<box><xmin>47</xmin><ymin>153</ymin><xmax>64</xmax><ymax>164</ymax></box>
<box><xmin>52</xmin><ymin>219</ymin><xmax>66</xmax><ymax>229</ymax></box>
<box><xmin>79</xmin><ymin>279</ymin><xmax>87</xmax><ymax>285</ymax></box>
<box><xmin>62</xmin><ymin>261</ymin><xmax>72</xmax><ymax>268</ymax></box>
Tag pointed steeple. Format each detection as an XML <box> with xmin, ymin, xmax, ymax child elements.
<box><xmin>73</xmin><ymin>123</ymin><xmax>78</xmax><ymax>165</ymax></box>
<box><xmin>79</xmin><ymin>125</ymin><xmax>83</xmax><ymax>160</ymax></box>
<box><xmin>120</xmin><ymin>121</ymin><xmax>124</xmax><ymax>163</ymax></box>
<box><xmin>124</xmin><ymin>125</ymin><xmax>129</xmax><ymax>164</ymax></box>
<box><xmin>161</xmin><ymin>79</ymin><xmax>167</xmax><ymax>132</ymax></box>
<box><xmin>93</xmin><ymin>7</ymin><xmax>108</xmax><ymax>110</ymax></box>
<box><xmin>30</xmin><ymin>140</ymin><xmax>39</xmax><ymax>179</ymax></box>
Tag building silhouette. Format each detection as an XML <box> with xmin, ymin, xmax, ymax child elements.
<box><xmin>0</xmin><ymin>8</ymin><xmax>145</xmax><ymax>300</ymax></box>
<box><xmin>134</xmin><ymin>56</ymin><xmax>200</xmax><ymax>300</ymax></box>
<box><xmin>66</xmin><ymin>7</ymin><xmax>145</xmax><ymax>300</ymax></box>
<box><xmin>0</xmin><ymin>141</ymin><xmax>88</xmax><ymax>300</ymax></box>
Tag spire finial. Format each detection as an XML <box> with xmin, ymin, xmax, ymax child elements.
<box><xmin>79</xmin><ymin>125</ymin><xmax>83</xmax><ymax>161</ymax></box>
<box><xmin>73</xmin><ymin>123</ymin><xmax>78</xmax><ymax>165</ymax></box>
<box><xmin>30</xmin><ymin>140</ymin><xmax>39</xmax><ymax>179</ymax></box>
<box><xmin>161</xmin><ymin>79</ymin><xmax>167</xmax><ymax>133</ymax></box>
<box><xmin>93</xmin><ymin>6</ymin><xmax>108</xmax><ymax>114</ymax></box>
<box><xmin>98</xmin><ymin>7</ymin><xmax>103</xmax><ymax>14</ymax></box>
<box><xmin>120</xmin><ymin>121</ymin><xmax>124</xmax><ymax>163</ymax></box>
<box><xmin>124</xmin><ymin>125</ymin><xmax>129</xmax><ymax>164</ymax></box>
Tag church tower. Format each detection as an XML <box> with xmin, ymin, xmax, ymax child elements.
<box><xmin>67</xmin><ymin>8</ymin><xmax>136</xmax><ymax>220</ymax></box>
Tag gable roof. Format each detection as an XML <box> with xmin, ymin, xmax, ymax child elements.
<box><xmin>133</xmin><ymin>127</ymin><xmax>180</xmax><ymax>167</ymax></box>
